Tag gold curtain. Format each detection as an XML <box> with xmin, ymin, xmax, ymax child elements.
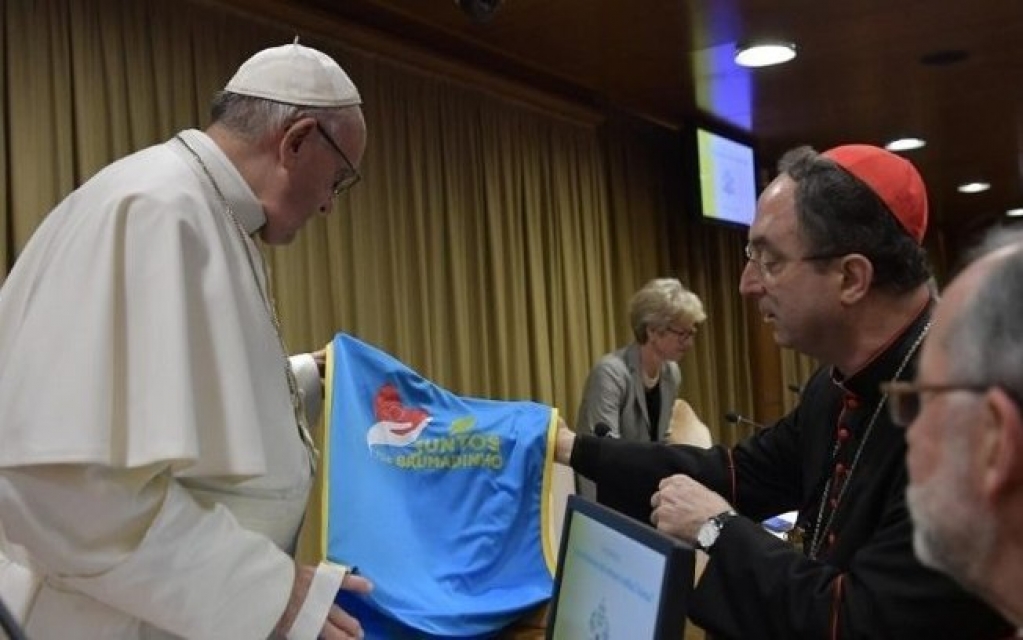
<box><xmin>272</xmin><ymin>55</ymin><xmax>617</xmax><ymax>409</ymax></box>
<box><xmin>0</xmin><ymin>0</ymin><xmax>803</xmax><ymax>566</ymax></box>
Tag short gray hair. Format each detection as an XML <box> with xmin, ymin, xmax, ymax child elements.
<box><xmin>943</xmin><ymin>228</ymin><xmax>1023</xmax><ymax>405</ymax></box>
<box><xmin>209</xmin><ymin>91</ymin><xmax>359</xmax><ymax>141</ymax></box>
<box><xmin>629</xmin><ymin>278</ymin><xmax>706</xmax><ymax>343</ymax></box>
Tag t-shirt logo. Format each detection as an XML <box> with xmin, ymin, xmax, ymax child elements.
<box><xmin>366</xmin><ymin>383</ymin><xmax>432</xmax><ymax>448</ymax></box>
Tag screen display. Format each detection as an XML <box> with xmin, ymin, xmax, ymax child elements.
<box><xmin>549</xmin><ymin>508</ymin><xmax>668</xmax><ymax>639</ymax></box>
<box><xmin>697</xmin><ymin>127</ymin><xmax>758</xmax><ymax>227</ymax></box>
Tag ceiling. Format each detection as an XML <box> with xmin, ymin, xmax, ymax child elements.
<box><xmin>297</xmin><ymin>0</ymin><xmax>1023</xmax><ymax>255</ymax></box>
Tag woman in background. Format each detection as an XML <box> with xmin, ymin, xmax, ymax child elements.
<box><xmin>575</xmin><ymin>278</ymin><xmax>705</xmax><ymax>517</ymax></box>
<box><xmin>577</xmin><ymin>277</ymin><xmax>706</xmax><ymax>442</ymax></box>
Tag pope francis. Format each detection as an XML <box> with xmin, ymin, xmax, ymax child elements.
<box><xmin>0</xmin><ymin>41</ymin><xmax>371</xmax><ymax>639</ymax></box>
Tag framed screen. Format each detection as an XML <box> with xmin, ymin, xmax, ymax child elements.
<box><xmin>695</xmin><ymin>125</ymin><xmax>759</xmax><ymax>228</ymax></box>
<box><xmin>545</xmin><ymin>495</ymin><xmax>692</xmax><ymax>640</ymax></box>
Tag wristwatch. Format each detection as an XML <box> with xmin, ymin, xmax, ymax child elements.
<box><xmin>695</xmin><ymin>510</ymin><xmax>739</xmax><ymax>551</ymax></box>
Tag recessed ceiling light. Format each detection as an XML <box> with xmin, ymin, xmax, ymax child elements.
<box><xmin>1007</xmin><ymin>208</ymin><xmax>1023</xmax><ymax>217</ymax></box>
<box><xmin>884</xmin><ymin>137</ymin><xmax>927</xmax><ymax>152</ymax></box>
<box><xmin>734</xmin><ymin>42</ymin><xmax>797</xmax><ymax>68</ymax></box>
<box><xmin>957</xmin><ymin>181</ymin><xmax>991</xmax><ymax>194</ymax></box>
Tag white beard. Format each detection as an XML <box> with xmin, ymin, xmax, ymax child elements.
<box><xmin>906</xmin><ymin>449</ymin><xmax>993</xmax><ymax>589</ymax></box>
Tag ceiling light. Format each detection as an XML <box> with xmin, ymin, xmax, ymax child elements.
<box><xmin>734</xmin><ymin>42</ymin><xmax>797</xmax><ymax>68</ymax></box>
<box><xmin>957</xmin><ymin>181</ymin><xmax>991</xmax><ymax>194</ymax></box>
<box><xmin>884</xmin><ymin>137</ymin><xmax>926</xmax><ymax>152</ymax></box>
<box><xmin>1007</xmin><ymin>208</ymin><xmax>1023</xmax><ymax>217</ymax></box>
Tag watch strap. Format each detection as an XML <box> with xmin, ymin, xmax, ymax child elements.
<box><xmin>697</xmin><ymin>509</ymin><xmax>739</xmax><ymax>551</ymax></box>
<box><xmin>712</xmin><ymin>509</ymin><xmax>739</xmax><ymax>527</ymax></box>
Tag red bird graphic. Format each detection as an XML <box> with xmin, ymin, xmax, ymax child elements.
<box><xmin>373</xmin><ymin>384</ymin><xmax>429</xmax><ymax>436</ymax></box>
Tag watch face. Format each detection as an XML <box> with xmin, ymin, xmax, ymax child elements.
<box><xmin>697</xmin><ymin>521</ymin><xmax>719</xmax><ymax>549</ymax></box>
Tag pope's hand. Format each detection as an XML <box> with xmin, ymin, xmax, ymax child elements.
<box><xmin>650</xmin><ymin>474</ymin><xmax>732</xmax><ymax>544</ymax></box>
<box><xmin>275</xmin><ymin>564</ymin><xmax>373</xmax><ymax>639</ymax></box>
<box><xmin>312</xmin><ymin>346</ymin><xmax>328</xmax><ymax>378</ymax></box>
<box><xmin>321</xmin><ymin>571</ymin><xmax>373</xmax><ymax>640</ymax></box>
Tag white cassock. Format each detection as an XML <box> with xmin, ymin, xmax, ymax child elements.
<box><xmin>0</xmin><ymin>529</ymin><xmax>37</xmax><ymax>622</ymax></box>
<box><xmin>0</xmin><ymin>130</ymin><xmax>331</xmax><ymax>639</ymax></box>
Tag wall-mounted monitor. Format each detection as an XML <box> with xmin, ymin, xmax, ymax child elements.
<box><xmin>694</xmin><ymin>125</ymin><xmax>759</xmax><ymax>228</ymax></box>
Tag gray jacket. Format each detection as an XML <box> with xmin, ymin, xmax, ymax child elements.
<box><xmin>575</xmin><ymin>342</ymin><xmax>681</xmax><ymax>442</ymax></box>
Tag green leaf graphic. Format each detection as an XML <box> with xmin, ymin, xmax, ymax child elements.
<box><xmin>450</xmin><ymin>416</ymin><xmax>475</xmax><ymax>434</ymax></box>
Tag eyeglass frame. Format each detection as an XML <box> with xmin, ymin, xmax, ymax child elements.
<box><xmin>881</xmin><ymin>380</ymin><xmax>993</xmax><ymax>427</ymax></box>
<box><xmin>314</xmin><ymin>120</ymin><xmax>361</xmax><ymax>196</ymax></box>
<box><xmin>743</xmin><ymin>243</ymin><xmax>846</xmax><ymax>279</ymax></box>
<box><xmin>662</xmin><ymin>325</ymin><xmax>697</xmax><ymax>341</ymax></box>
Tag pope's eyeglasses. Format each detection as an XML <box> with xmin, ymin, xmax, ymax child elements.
<box><xmin>315</xmin><ymin>121</ymin><xmax>361</xmax><ymax>196</ymax></box>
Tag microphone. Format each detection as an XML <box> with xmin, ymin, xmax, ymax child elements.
<box><xmin>593</xmin><ymin>423</ymin><xmax>617</xmax><ymax>438</ymax></box>
<box><xmin>725</xmin><ymin>411</ymin><xmax>764</xmax><ymax>430</ymax></box>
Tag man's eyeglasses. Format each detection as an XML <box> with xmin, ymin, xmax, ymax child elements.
<box><xmin>743</xmin><ymin>244</ymin><xmax>844</xmax><ymax>279</ymax></box>
<box><xmin>663</xmin><ymin>325</ymin><xmax>697</xmax><ymax>341</ymax></box>
<box><xmin>881</xmin><ymin>380</ymin><xmax>990</xmax><ymax>426</ymax></box>
<box><xmin>315</xmin><ymin>121</ymin><xmax>361</xmax><ymax>196</ymax></box>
